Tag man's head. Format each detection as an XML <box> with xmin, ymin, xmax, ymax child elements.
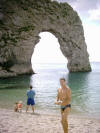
<box><xmin>60</xmin><ymin>78</ymin><xmax>66</xmax><ymax>86</ymax></box>
<box><xmin>30</xmin><ymin>85</ymin><xmax>32</xmax><ymax>90</ymax></box>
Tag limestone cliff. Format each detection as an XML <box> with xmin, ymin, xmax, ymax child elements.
<box><xmin>0</xmin><ymin>0</ymin><xmax>91</xmax><ymax>77</ymax></box>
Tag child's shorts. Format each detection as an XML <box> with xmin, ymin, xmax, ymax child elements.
<box><xmin>27</xmin><ymin>98</ymin><xmax>35</xmax><ymax>106</ymax></box>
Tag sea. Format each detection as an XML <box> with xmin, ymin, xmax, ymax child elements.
<box><xmin>0</xmin><ymin>62</ymin><xmax>100</xmax><ymax>118</ymax></box>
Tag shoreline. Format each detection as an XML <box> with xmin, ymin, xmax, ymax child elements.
<box><xmin>1</xmin><ymin>106</ymin><xmax>100</xmax><ymax>120</ymax></box>
<box><xmin>0</xmin><ymin>108</ymin><xmax>100</xmax><ymax>133</ymax></box>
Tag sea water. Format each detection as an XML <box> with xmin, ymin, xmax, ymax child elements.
<box><xmin>0</xmin><ymin>62</ymin><xmax>100</xmax><ymax>117</ymax></box>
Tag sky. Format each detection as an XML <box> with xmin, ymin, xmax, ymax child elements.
<box><xmin>32</xmin><ymin>0</ymin><xmax>100</xmax><ymax>64</ymax></box>
<box><xmin>32</xmin><ymin>32</ymin><xmax>67</xmax><ymax>64</ymax></box>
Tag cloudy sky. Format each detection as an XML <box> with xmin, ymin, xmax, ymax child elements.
<box><xmin>58</xmin><ymin>0</ymin><xmax>100</xmax><ymax>21</ymax></box>
<box><xmin>32</xmin><ymin>0</ymin><xmax>100</xmax><ymax>64</ymax></box>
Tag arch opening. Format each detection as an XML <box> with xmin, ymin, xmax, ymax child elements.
<box><xmin>31</xmin><ymin>32</ymin><xmax>67</xmax><ymax>73</ymax></box>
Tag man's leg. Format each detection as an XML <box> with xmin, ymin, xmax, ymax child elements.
<box><xmin>61</xmin><ymin>108</ymin><xmax>70</xmax><ymax>133</ymax></box>
<box><xmin>26</xmin><ymin>105</ymin><xmax>29</xmax><ymax>112</ymax></box>
<box><xmin>32</xmin><ymin>106</ymin><xmax>34</xmax><ymax>113</ymax></box>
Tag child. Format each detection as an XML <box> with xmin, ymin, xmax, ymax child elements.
<box><xmin>17</xmin><ymin>101</ymin><xmax>23</xmax><ymax>112</ymax></box>
<box><xmin>14</xmin><ymin>101</ymin><xmax>23</xmax><ymax>112</ymax></box>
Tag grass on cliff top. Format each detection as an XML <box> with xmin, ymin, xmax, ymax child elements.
<box><xmin>18</xmin><ymin>25</ymin><xmax>35</xmax><ymax>33</ymax></box>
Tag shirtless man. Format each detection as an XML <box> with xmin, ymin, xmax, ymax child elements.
<box><xmin>55</xmin><ymin>78</ymin><xmax>71</xmax><ymax>133</ymax></box>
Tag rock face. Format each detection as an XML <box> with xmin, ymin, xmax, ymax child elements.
<box><xmin>0</xmin><ymin>0</ymin><xmax>91</xmax><ymax>77</ymax></box>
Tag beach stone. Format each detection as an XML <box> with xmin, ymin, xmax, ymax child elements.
<box><xmin>0</xmin><ymin>0</ymin><xmax>91</xmax><ymax>77</ymax></box>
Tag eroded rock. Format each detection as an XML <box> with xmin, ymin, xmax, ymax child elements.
<box><xmin>0</xmin><ymin>0</ymin><xmax>91</xmax><ymax>77</ymax></box>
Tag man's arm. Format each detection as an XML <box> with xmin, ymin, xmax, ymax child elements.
<box><xmin>32</xmin><ymin>90</ymin><xmax>35</xmax><ymax>96</ymax></box>
<box><xmin>55</xmin><ymin>89</ymin><xmax>62</xmax><ymax>105</ymax></box>
<box><xmin>56</xmin><ymin>89</ymin><xmax>59</xmax><ymax>101</ymax></box>
<box><xmin>26</xmin><ymin>90</ymin><xmax>28</xmax><ymax>96</ymax></box>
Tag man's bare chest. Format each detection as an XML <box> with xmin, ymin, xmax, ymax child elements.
<box><xmin>59</xmin><ymin>89</ymin><xmax>67</xmax><ymax>100</ymax></box>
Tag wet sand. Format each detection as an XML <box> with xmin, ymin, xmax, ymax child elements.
<box><xmin>0</xmin><ymin>109</ymin><xmax>100</xmax><ymax>133</ymax></box>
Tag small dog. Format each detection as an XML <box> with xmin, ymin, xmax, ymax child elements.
<box><xmin>14</xmin><ymin>101</ymin><xmax>23</xmax><ymax>112</ymax></box>
<box><xmin>14</xmin><ymin>102</ymin><xmax>19</xmax><ymax>112</ymax></box>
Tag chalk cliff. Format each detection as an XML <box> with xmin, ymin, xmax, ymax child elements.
<box><xmin>0</xmin><ymin>0</ymin><xmax>91</xmax><ymax>77</ymax></box>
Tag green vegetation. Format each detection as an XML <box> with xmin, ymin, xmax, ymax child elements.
<box><xmin>73</xmin><ymin>15</ymin><xmax>80</xmax><ymax>24</ymax></box>
<box><xmin>22</xmin><ymin>7</ymin><xmax>28</xmax><ymax>11</ymax></box>
<box><xmin>0</xmin><ymin>20</ymin><xmax>4</xmax><ymax>26</ymax></box>
<box><xmin>62</xmin><ymin>10</ymin><xmax>68</xmax><ymax>18</ymax></box>
<box><xmin>57</xmin><ymin>16</ymin><xmax>59</xmax><ymax>19</ymax></box>
<box><xmin>6</xmin><ymin>11</ymin><xmax>15</xmax><ymax>14</ymax></box>
<box><xmin>52</xmin><ymin>0</ymin><xmax>60</xmax><ymax>6</ymax></box>
<box><xmin>1</xmin><ymin>33</ymin><xmax>18</xmax><ymax>46</ymax></box>
<box><xmin>49</xmin><ymin>17</ymin><xmax>55</xmax><ymax>23</ymax></box>
<box><xmin>68</xmin><ymin>20</ymin><xmax>72</xmax><ymax>25</ymax></box>
<box><xmin>18</xmin><ymin>25</ymin><xmax>35</xmax><ymax>33</ymax></box>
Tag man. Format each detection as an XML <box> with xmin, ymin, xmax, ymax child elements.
<box><xmin>26</xmin><ymin>85</ymin><xmax>35</xmax><ymax>113</ymax></box>
<box><xmin>55</xmin><ymin>78</ymin><xmax>71</xmax><ymax>133</ymax></box>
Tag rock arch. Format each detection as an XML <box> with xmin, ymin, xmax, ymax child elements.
<box><xmin>0</xmin><ymin>0</ymin><xmax>91</xmax><ymax>77</ymax></box>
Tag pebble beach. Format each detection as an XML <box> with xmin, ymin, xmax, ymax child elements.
<box><xmin>0</xmin><ymin>109</ymin><xmax>100</xmax><ymax>133</ymax></box>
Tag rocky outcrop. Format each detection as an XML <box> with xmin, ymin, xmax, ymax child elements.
<box><xmin>0</xmin><ymin>0</ymin><xmax>91</xmax><ymax>77</ymax></box>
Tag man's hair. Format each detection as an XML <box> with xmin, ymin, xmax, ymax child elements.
<box><xmin>30</xmin><ymin>85</ymin><xmax>32</xmax><ymax>89</ymax></box>
<box><xmin>60</xmin><ymin>78</ymin><xmax>66</xmax><ymax>81</ymax></box>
